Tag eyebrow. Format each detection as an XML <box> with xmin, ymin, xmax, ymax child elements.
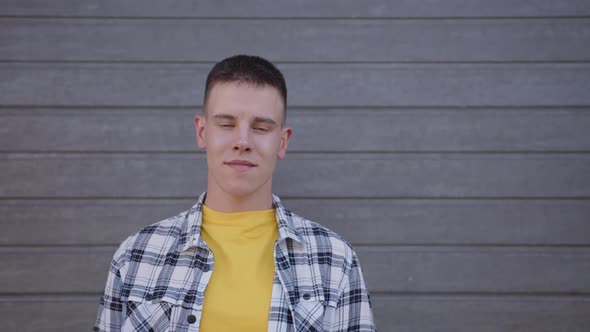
<box><xmin>253</xmin><ymin>116</ymin><xmax>278</xmax><ymax>126</ymax></box>
<box><xmin>212</xmin><ymin>114</ymin><xmax>236</xmax><ymax>121</ymax></box>
<box><xmin>212</xmin><ymin>114</ymin><xmax>278</xmax><ymax>126</ymax></box>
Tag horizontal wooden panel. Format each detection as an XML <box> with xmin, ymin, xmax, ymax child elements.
<box><xmin>0</xmin><ymin>296</ymin><xmax>99</xmax><ymax>332</ymax></box>
<box><xmin>1</xmin><ymin>247</ymin><xmax>113</xmax><ymax>293</ymax></box>
<box><xmin>2</xmin><ymin>19</ymin><xmax>589</xmax><ymax>62</ymax></box>
<box><xmin>1</xmin><ymin>63</ymin><xmax>589</xmax><ymax>107</ymax></box>
<box><xmin>372</xmin><ymin>295</ymin><xmax>590</xmax><ymax>332</ymax></box>
<box><xmin>2</xmin><ymin>246</ymin><xmax>589</xmax><ymax>293</ymax></box>
<box><xmin>1</xmin><ymin>153</ymin><xmax>589</xmax><ymax>198</ymax></box>
<box><xmin>1</xmin><ymin>295</ymin><xmax>589</xmax><ymax>332</ymax></box>
<box><xmin>357</xmin><ymin>246</ymin><xmax>590</xmax><ymax>293</ymax></box>
<box><xmin>3</xmin><ymin>108</ymin><xmax>590</xmax><ymax>152</ymax></box>
<box><xmin>2</xmin><ymin>199</ymin><xmax>590</xmax><ymax>246</ymax></box>
<box><xmin>1</xmin><ymin>0</ymin><xmax>588</xmax><ymax>18</ymax></box>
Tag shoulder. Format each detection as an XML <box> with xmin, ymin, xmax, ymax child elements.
<box><xmin>110</xmin><ymin>210</ymin><xmax>190</xmax><ymax>269</ymax></box>
<box><xmin>288</xmin><ymin>209</ymin><xmax>356</xmax><ymax>267</ymax></box>
<box><xmin>284</xmin><ymin>210</ymin><xmax>363</xmax><ymax>305</ymax></box>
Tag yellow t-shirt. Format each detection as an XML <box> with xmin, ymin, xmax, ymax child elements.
<box><xmin>199</xmin><ymin>204</ymin><xmax>278</xmax><ymax>331</ymax></box>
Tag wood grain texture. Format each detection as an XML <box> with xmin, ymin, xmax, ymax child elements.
<box><xmin>0</xmin><ymin>296</ymin><xmax>100</xmax><ymax>332</ymax></box>
<box><xmin>2</xmin><ymin>294</ymin><xmax>589</xmax><ymax>332</ymax></box>
<box><xmin>2</xmin><ymin>246</ymin><xmax>589</xmax><ymax>293</ymax></box>
<box><xmin>1</xmin><ymin>1</ymin><xmax>589</xmax><ymax>331</ymax></box>
<box><xmin>2</xmin><ymin>18</ymin><xmax>589</xmax><ymax>62</ymax></box>
<box><xmin>1</xmin><ymin>153</ymin><xmax>589</xmax><ymax>198</ymax></box>
<box><xmin>2</xmin><ymin>63</ymin><xmax>589</xmax><ymax>107</ymax></box>
<box><xmin>2</xmin><ymin>199</ymin><xmax>590</xmax><ymax>246</ymax></box>
<box><xmin>1</xmin><ymin>0</ymin><xmax>589</xmax><ymax>18</ymax></box>
<box><xmin>371</xmin><ymin>294</ymin><xmax>590</xmax><ymax>332</ymax></box>
<box><xmin>3</xmin><ymin>108</ymin><xmax>590</xmax><ymax>152</ymax></box>
<box><xmin>356</xmin><ymin>246</ymin><xmax>590</xmax><ymax>293</ymax></box>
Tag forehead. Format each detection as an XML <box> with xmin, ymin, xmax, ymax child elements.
<box><xmin>206</xmin><ymin>82</ymin><xmax>284</xmax><ymax>121</ymax></box>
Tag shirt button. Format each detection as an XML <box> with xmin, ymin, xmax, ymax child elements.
<box><xmin>187</xmin><ymin>314</ymin><xmax>197</xmax><ymax>324</ymax></box>
<box><xmin>303</xmin><ymin>293</ymin><xmax>311</xmax><ymax>300</ymax></box>
<box><xmin>202</xmin><ymin>265</ymin><xmax>210</xmax><ymax>272</ymax></box>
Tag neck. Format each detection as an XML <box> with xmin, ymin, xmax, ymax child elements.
<box><xmin>204</xmin><ymin>183</ymin><xmax>274</xmax><ymax>213</ymax></box>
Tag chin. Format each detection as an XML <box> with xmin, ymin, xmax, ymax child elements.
<box><xmin>210</xmin><ymin>170</ymin><xmax>272</xmax><ymax>199</ymax></box>
<box><xmin>220</xmin><ymin>182</ymin><xmax>261</xmax><ymax>198</ymax></box>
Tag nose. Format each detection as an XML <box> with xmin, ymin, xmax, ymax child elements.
<box><xmin>233</xmin><ymin>126</ymin><xmax>251</xmax><ymax>152</ymax></box>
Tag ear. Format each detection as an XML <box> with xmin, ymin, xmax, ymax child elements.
<box><xmin>194</xmin><ymin>114</ymin><xmax>207</xmax><ymax>149</ymax></box>
<box><xmin>277</xmin><ymin>127</ymin><xmax>293</xmax><ymax>160</ymax></box>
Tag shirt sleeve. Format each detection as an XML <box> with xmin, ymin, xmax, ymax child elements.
<box><xmin>332</xmin><ymin>250</ymin><xmax>377</xmax><ymax>331</ymax></box>
<box><xmin>93</xmin><ymin>237</ymin><xmax>131</xmax><ymax>331</ymax></box>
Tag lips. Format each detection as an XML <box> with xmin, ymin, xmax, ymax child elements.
<box><xmin>225</xmin><ymin>160</ymin><xmax>256</xmax><ymax>172</ymax></box>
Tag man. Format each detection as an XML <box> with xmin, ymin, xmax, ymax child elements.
<box><xmin>94</xmin><ymin>55</ymin><xmax>376</xmax><ymax>331</ymax></box>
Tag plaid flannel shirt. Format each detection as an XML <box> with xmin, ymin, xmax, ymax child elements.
<box><xmin>94</xmin><ymin>193</ymin><xmax>376</xmax><ymax>331</ymax></box>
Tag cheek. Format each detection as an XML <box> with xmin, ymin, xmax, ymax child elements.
<box><xmin>254</xmin><ymin>136</ymin><xmax>282</xmax><ymax>158</ymax></box>
<box><xmin>205</xmin><ymin>130</ymin><xmax>231</xmax><ymax>151</ymax></box>
<box><xmin>204</xmin><ymin>137</ymin><xmax>226</xmax><ymax>164</ymax></box>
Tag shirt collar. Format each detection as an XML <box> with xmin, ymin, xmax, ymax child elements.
<box><xmin>176</xmin><ymin>192</ymin><xmax>305</xmax><ymax>252</ymax></box>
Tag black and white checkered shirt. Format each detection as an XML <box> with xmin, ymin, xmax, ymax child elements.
<box><xmin>94</xmin><ymin>193</ymin><xmax>376</xmax><ymax>331</ymax></box>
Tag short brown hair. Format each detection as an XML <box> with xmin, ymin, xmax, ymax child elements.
<box><xmin>203</xmin><ymin>55</ymin><xmax>287</xmax><ymax>121</ymax></box>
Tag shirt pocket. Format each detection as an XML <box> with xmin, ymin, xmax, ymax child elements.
<box><xmin>121</xmin><ymin>290</ymin><xmax>190</xmax><ymax>332</ymax></box>
<box><xmin>293</xmin><ymin>298</ymin><xmax>326</xmax><ymax>332</ymax></box>
<box><xmin>122</xmin><ymin>294</ymin><xmax>179</xmax><ymax>332</ymax></box>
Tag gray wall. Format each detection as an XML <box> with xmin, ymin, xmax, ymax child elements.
<box><xmin>1</xmin><ymin>1</ymin><xmax>590</xmax><ymax>331</ymax></box>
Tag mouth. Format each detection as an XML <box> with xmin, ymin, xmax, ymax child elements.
<box><xmin>224</xmin><ymin>160</ymin><xmax>257</xmax><ymax>172</ymax></box>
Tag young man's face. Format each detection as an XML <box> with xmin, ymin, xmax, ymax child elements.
<box><xmin>194</xmin><ymin>82</ymin><xmax>292</xmax><ymax>199</ymax></box>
